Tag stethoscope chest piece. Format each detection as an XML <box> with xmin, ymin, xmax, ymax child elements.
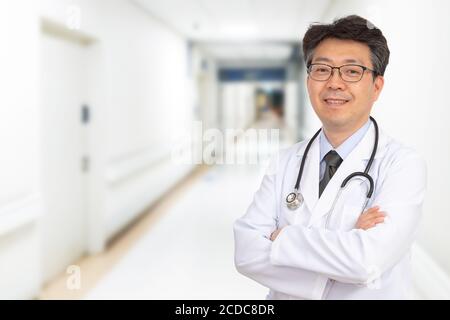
<box><xmin>286</xmin><ymin>191</ymin><xmax>303</xmax><ymax>210</ymax></box>
<box><xmin>284</xmin><ymin>116</ymin><xmax>379</xmax><ymax>212</ymax></box>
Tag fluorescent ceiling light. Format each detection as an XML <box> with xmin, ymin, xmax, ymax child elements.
<box><xmin>219</xmin><ymin>23</ymin><xmax>259</xmax><ymax>38</ymax></box>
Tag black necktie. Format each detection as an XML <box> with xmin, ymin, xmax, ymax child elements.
<box><xmin>319</xmin><ymin>150</ymin><xmax>343</xmax><ymax>197</ymax></box>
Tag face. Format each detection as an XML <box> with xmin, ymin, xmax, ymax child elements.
<box><xmin>306</xmin><ymin>38</ymin><xmax>384</xmax><ymax>132</ymax></box>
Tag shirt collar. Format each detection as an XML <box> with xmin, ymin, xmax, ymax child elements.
<box><xmin>319</xmin><ymin>119</ymin><xmax>371</xmax><ymax>162</ymax></box>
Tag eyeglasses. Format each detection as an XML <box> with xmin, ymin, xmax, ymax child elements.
<box><xmin>307</xmin><ymin>63</ymin><xmax>376</xmax><ymax>82</ymax></box>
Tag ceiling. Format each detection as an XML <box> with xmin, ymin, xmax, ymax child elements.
<box><xmin>132</xmin><ymin>0</ymin><xmax>331</xmax><ymax>61</ymax></box>
<box><xmin>202</xmin><ymin>43</ymin><xmax>294</xmax><ymax>62</ymax></box>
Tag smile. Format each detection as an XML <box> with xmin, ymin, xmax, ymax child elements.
<box><xmin>323</xmin><ymin>98</ymin><xmax>349</xmax><ymax>106</ymax></box>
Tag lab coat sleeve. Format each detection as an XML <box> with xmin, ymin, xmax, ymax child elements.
<box><xmin>233</xmin><ymin>154</ymin><xmax>324</xmax><ymax>299</ymax></box>
<box><xmin>270</xmin><ymin>149</ymin><xmax>427</xmax><ymax>284</ymax></box>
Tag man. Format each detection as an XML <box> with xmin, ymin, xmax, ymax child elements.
<box><xmin>233</xmin><ymin>15</ymin><xmax>427</xmax><ymax>299</ymax></box>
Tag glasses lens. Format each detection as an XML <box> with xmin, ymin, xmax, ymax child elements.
<box><xmin>340</xmin><ymin>65</ymin><xmax>364</xmax><ymax>82</ymax></box>
<box><xmin>309</xmin><ymin>64</ymin><xmax>331</xmax><ymax>81</ymax></box>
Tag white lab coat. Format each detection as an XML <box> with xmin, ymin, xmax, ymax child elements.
<box><xmin>233</xmin><ymin>122</ymin><xmax>427</xmax><ymax>299</ymax></box>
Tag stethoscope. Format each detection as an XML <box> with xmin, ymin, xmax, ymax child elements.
<box><xmin>286</xmin><ymin>117</ymin><xmax>379</xmax><ymax>219</ymax></box>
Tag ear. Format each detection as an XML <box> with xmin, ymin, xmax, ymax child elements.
<box><xmin>372</xmin><ymin>76</ymin><xmax>384</xmax><ymax>101</ymax></box>
<box><xmin>306</xmin><ymin>75</ymin><xmax>312</xmax><ymax>93</ymax></box>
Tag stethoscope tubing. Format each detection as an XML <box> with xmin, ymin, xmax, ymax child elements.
<box><xmin>287</xmin><ymin>116</ymin><xmax>379</xmax><ymax>211</ymax></box>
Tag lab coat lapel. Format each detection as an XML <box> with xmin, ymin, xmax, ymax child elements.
<box><xmin>306</xmin><ymin>122</ymin><xmax>378</xmax><ymax>227</ymax></box>
<box><xmin>296</xmin><ymin>135</ymin><xmax>320</xmax><ymax>213</ymax></box>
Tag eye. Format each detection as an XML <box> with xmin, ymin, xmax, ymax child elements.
<box><xmin>313</xmin><ymin>66</ymin><xmax>330</xmax><ymax>73</ymax></box>
<box><xmin>344</xmin><ymin>67</ymin><xmax>362</xmax><ymax>76</ymax></box>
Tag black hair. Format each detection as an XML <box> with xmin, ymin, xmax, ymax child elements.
<box><xmin>302</xmin><ymin>15</ymin><xmax>390</xmax><ymax>76</ymax></box>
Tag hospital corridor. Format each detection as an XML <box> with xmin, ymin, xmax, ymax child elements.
<box><xmin>1</xmin><ymin>0</ymin><xmax>450</xmax><ymax>300</ymax></box>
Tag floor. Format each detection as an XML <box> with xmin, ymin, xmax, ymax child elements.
<box><xmin>39</xmin><ymin>163</ymin><xmax>275</xmax><ymax>300</ymax></box>
<box><xmin>86</xmin><ymin>164</ymin><xmax>270</xmax><ymax>299</ymax></box>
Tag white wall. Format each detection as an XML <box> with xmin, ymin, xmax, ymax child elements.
<box><xmin>301</xmin><ymin>0</ymin><xmax>450</xmax><ymax>298</ymax></box>
<box><xmin>0</xmin><ymin>0</ymin><xmax>197</xmax><ymax>298</ymax></box>
<box><xmin>38</xmin><ymin>0</ymin><xmax>196</xmax><ymax>245</ymax></box>
<box><xmin>0</xmin><ymin>0</ymin><xmax>42</xmax><ymax>299</ymax></box>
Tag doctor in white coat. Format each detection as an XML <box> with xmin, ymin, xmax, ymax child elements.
<box><xmin>233</xmin><ymin>15</ymin><xmax>427</xmax><ymax>300</ymax></box>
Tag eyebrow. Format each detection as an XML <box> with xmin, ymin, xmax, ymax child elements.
<box><xmin>313</xmin><ymin>56</ymin><xmax>364</xmax><ymax>65</ymax></box>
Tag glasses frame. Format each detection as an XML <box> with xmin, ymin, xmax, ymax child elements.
<box><xmin>307</xmin><ymin>63</ymin><xmax>377</xmax><ymax>82</ymax></box>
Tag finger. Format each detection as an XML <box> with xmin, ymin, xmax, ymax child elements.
<box><xmin>367</xmin><ymin>215</ymin><xmax>385</xmax><ymax>223</ymax></box>
<box><xmin>358</xmin><ymin>220</ymin><xmax>374</xmax><ymax>229</ymax></box>
<box><xmin>356</xmin><ymin>210</ymin><xmax>385</xmax><ymax>229</ymax></box>
<box><xmin>373</xmin><ymin>217</ymin><xmax>385</xmax><ymax>224</ymax></box>
<box><xmin>361</xmin><ymin>221</ymin><xmax>377</xmax><ymax>230</ymax></box>
<box><xmin>361</xmin><ymin>215</ymin><xmax>384</xmax><ymax>228</ymax></box>
<box><xmin>362</xmin><ymin>207</ymin><xmax>380</xmax><ymax>216</ymax></box>
<box><xmin>360</xmin><ymin>223</ymin><xmax>373</xmax><ymax>230</ymax></box>
<box><xmin>370</xmin><ymin>212</ymin><xmax>386</xmax><ymax>220</ymax></box>
<box><xmin>364</xmin><ymin>211</ymin><xmax>385</xmax><ymax>219</ymax></box>
<box><xmin>365</xmin><ymin>216</ymin><xmax>385</xmax><ymax>227</ymax></box>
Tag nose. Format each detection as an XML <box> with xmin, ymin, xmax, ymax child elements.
<box><xmin>326</xmin><ymin>68</ymin><xmax>347</xmax><ymax>90</ymax></box>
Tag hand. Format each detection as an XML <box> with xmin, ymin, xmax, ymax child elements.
<box><xmin>355</xmin><ymin>206</ymin><xmax>386</xmax><ymax>230</ymax></box>
<box><xmin>270</xmin><ymin>228</ymin><xmax>283</xmax><ymax>241</ymax></box>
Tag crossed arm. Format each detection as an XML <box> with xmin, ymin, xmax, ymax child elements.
<box><xmin>270</xmin><ymin>206</ymin><xmax>386</xmax><ymax>241</ymax></box>
<box><xmin>268</xmin><ymin>152</ymin><xmax>426</xmax><ymax>284</ymax></box>
<box><xmin>234</xmin><ymin>149</ymin><xmax>426</xmax><ymax>291</ymax></box>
